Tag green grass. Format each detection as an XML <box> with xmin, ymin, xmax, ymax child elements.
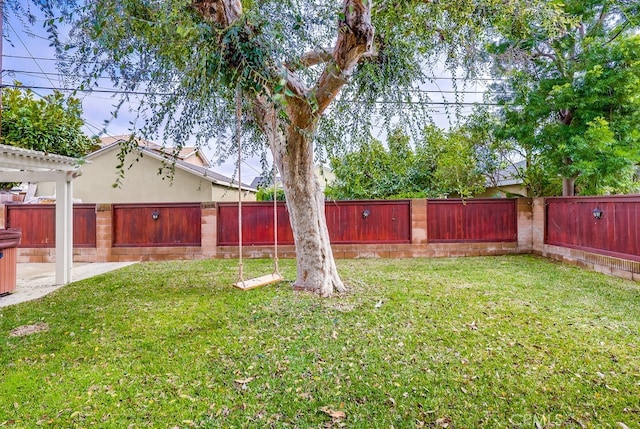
<box><xmin>1</xmin><ymin>255</ymin><xmax>639</xmax><ymax>428</ymax></box>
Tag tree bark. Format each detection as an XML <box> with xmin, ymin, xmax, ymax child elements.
<box><xmin>275</xmin><ymin>127</ymin><xmax>345</xmax><ymax>296</ymax></box>
<box><xmin>255</xmin><ymin>97</ymin><xmax>345</xmax><ymax>296</ymax></box>
<box><xmin>559</xmin><ymin>109</ymin><xmax>576</xmax><ymax>196</ymax></box>
<box><xmin>562</xmin><ymin>176</ymin><xmax>576</xmax><ymax>196</ymax></box>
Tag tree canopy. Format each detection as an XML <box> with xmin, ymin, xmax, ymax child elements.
<box><xmin>488</xmin><ymin>0</ymin><xmax>640</xmax><ymax>196</ymax></box>
<box><xmin>327</xmin><ymin>125</ymin><xmax>490</xmax><ymax>200</ymax></box>
<box><xmin>1</xmin><ymin>85</ymin><xmax>98</xmax><ymax>158</ymax></box>
<box><xmin>15</xmin><ymin>1</ymin><xmax>543</xmax><ymax>154</ymax></box>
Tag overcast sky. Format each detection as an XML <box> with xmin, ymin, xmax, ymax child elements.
<box><xmin>2</xmin><ymin>6</ymin><xmax>488</xmax><ymax>182</ymax></box>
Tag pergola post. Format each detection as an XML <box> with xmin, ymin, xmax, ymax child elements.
<box><xmin>55</xmin><ymin>172</ymin><xmax>74</xmax><ymax>285</ymax></box>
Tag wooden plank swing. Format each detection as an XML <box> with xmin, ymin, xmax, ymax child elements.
<box><xmin>233</xmin><ymin>88</ymin><xmax>284</xmax><ymax>290</ymax></box>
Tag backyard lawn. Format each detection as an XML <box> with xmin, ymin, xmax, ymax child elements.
<box><xmin>1</xmin><ymin>255</ymin><xmax>639</xmax><ymax>428</ymax></box>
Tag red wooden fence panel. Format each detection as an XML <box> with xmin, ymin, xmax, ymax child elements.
<box><xmin>5</xmin><ymin>204</ymin><xmax>97</xmax><ymax>248</ymax></box>
<box><xmin>545</xmin><ymin>196</ymin><xmax>640</xmax><ymax>261</ymax></box>
<box><xmin>112</xmin><ymin>203</ymin><xmax>201</xmax><ymax>247</ymax></box>
<box><xmin>325</xmin><ymin>200</ymin><xmax>411</xmax><ymax>244</ymax></box>
<box><xmin>216</xmin><ymin>202</ymin><xmax>294</xmax><ymax>246</ymax></box>
<box><xmin>217</xmin><ymin>200</ymin><xmax>411</xmax><ymax>245</ymax></box>
<box><xmin>74</xmin><ymin>206</ymin><xmax>98</xmax><ymax>248</ymax></box>
<box><xmin>427</xmin><ymin>199</ymin><xmax>518</xmax><ymax>242</ymax></box>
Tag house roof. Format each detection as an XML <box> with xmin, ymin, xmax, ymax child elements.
<box><xmin>487</xmin><ymin>160</ymin><xmax>526</xmax><ymax>187</ymax></box>
<box><xmin>99</xmin><ymin>135</ymin><xmax>160</xmax><ymax>149</ymax></box>
<box><xmin>250</xmin><ymin>175</ymin><xmax>280</xmax><ymax>189</ymax></box>
<box><xmin>89</xmin><ymin>141</ymin><xmax>255</xmax><ymax>192</ymax></box>
<box><xmin>99</xmin><ymin>135</ymin><xmax>211</xmax><ymax>167</ymax></box>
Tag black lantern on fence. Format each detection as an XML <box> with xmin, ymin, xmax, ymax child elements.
<box><xmin>592</xmin><ymin>207</ymin><xmax>603</xmax><ymax>220</ymax></box>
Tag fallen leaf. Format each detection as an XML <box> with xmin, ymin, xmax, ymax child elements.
<box><xmin>435</xmin><ymin>416</ymin><xmax>452</xmax><ymax>428</ymax></box>
<box><xmin>466</xmin><ymin>321</ymin><xmax>478</xmax><ymax>330</ymax></box>
<box><xmin>234</xmin><ymin>377</ymin><xmax>255</xmax><ymax>384</ymax></box>
<box><xmin>319</xmin><ymin>406</ymin><xmax>346</xmax><ymax>420</ymax></box>
<box><xmin>375</xmin><ymin>300</ymin><xmax>383</xmax><ymax>308</ymax></box>
<box><xmin>332</xmin><ymin>330</ymin><xmax>338</xmax><ymax>339</ymax></box>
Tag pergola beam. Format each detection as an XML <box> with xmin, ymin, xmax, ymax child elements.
<box><xmin>0</xmin><ymin>170</ymin><xmax>80</xmax><ymax>183</ymax></box>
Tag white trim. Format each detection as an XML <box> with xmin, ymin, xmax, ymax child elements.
<box><xmin>0</xmin><ymin>144</ymin><xmax>82</xmax><ymax>171</ymax></box>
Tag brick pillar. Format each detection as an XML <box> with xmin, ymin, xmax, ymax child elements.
<box><xmin>201</xmin><ymin>202</ymin><xmax>218</xmax><ymax>258</ymax></box>
<box><xmin>411</xmin><ymin>199</ymin><xmax>428</xmax><ymax>244</ymax></box>
<box><xmin>95</xmin><ymin>204</ymin><xmax>114</xmax><ymax>262</ymax></box>
<box><xmin>531</xmin><ymin>197</ymin><xmax>546</xmax><ymax>254</ymax></box>
<box><xmin>516</xmin><ymin>198</ymin><xmax>533</xmax><ymax>253</ymax></box>
<box><xmin>0</xmin><ymin>204</ymin><xmax>5</xmax><ymax>229</ymax></box>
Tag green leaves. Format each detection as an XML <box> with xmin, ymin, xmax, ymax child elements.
<box><xmin>1</xmin><ymin>84</ymin><xmax>97</xmax><ymax>158</ymax></box>
<box><xmin>489</xmin><ymin>0</ymin><xmax>640</xmax><ymax>195</ymax></box>
<box><xmin>327</xmin><ymin>126</ymin><xmax>489</xmax><ymax>200</ymax></box>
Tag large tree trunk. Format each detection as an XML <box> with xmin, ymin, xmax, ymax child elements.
<box><xmin>258</xmin><ymin>98</ymin><xmax>345</xmax><ymax>296</ymax></box>
<box><xmin>559</xmin><ymin>111</ymin><xmax>576</xmax><ymax>196</ymax></box>
<box><xmin>275</xmin><ymin>131</ymin><xmax>345</xmax><ymax>296</ymax></box>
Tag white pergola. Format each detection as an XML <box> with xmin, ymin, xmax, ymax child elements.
<box><xmin>0</xmin><ymin>144</ymin><xmax>83</xmax><ymax>285</ymax></box>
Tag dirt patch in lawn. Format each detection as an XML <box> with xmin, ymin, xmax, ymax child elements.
<box><xmin>9</xmin><ymin>322</ymin><xmax>49</xmax><ymax>337</ymax></box>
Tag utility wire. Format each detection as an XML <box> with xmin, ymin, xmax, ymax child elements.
<box><xmin>5</xmin><ymin>70</ymin><xmax>500</xmax><ymax>95</ymax></box>
<box><xmin>1</xmin><ymin>83</ymin><xmax>504</xmax><ymax>106</ymax></box>
<box><xmin>1</xmin><ymin>82</ymin><xmax>170</xmax><ymax>96</ymax></box>
<box><xmin>2</xmin><ymin>54</ymin><xmax>507</xmax><ymax>81</ymax></box>
<box><xmin>5</xmin><ymin>21</ymin><xmax>59</xmax><ymax>90</ymax></box>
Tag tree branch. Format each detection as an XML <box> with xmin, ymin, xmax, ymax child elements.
<box><xmin>532</xmin><ymin>49</ymin><xmax>557</xmax><ymax>61</ymax></box>
<box><xmin>313</xmin><ymin>0</ymin><xmax>375</xmax><ymax>117</ymax></box>
<box><xmin>286</xmin><ymin>48</ymin><xmax>334</xmax><ymax>71</ymax></box>
<box><xmin>191</xmin><ymin>0</ymin><xmax>242</xmax><ymax>27</ymax></box>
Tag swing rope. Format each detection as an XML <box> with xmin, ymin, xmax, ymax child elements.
<box><xmin>270</xmin><ymin>113</ymin><xmax>281</xmax><ymax>278</ymax></box>
<box><xmin>236</xmin><ymin>86</ymin><xmax>245</xmax><ymax>285</ymax></box>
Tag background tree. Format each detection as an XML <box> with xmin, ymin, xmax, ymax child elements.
<box><xmin>488</xmin><ymin>1</ymin><xmax>640</xmax><ymax>196</ymax></box>
<box><xmin>11</xmin><ymin>0</ymin><xmax>558</xmax><ymax>296</ymax></box>
<box><xmin>327</xmin><ymin>128</ymin><xmax>423</xmax><ymax>200</ymax></box>
<box><xmin>1</xmin><ymin>85</ymin><xmax>98</xmax><ymax>157</ymax></box>
<box><xmin>255</xmin><ymin>185</ymin><xmax>286</xmax><ymax>202</ymax></box>
<box><xmin>419</xmin><ymin>124</ymin><xmax>488</xmax><ymax>198</ymax></box>
<box><xmin>465</xmin><ymin>106</ymin><xmax>564</xmax><ymax>197</ymax></box>
<box><xmin>327</xmin><ymin>125</ymin><xmax>489</xmax><ymax>200</ymax></box>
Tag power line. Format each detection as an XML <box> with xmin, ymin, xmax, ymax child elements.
<box><xmin>3</xmin><ymin>54</ymin><xmax>60</xmax><ymax>61</ymax></box>
<box><xmin>3</xmin><ymin>69</ymin><xmax>112</xmax><ymax>80</ymax></box>
<box><xmin>1</xmin><ymin>82</ymin><xmax>171</xmax><ymax>96</ymax></box>
<box><xmin>2</xmin><ymin>54</ymin><xmax>506</xmax><ymax>81</ymax></box>
<box><xmin>1</xmin><ymin>83</ymin><xmax>505</xmax><ymax>106</ymax></box>
<box><xmin>5</xmin><ymin>21</ymin><xmax>59</xmax><ymax>90</ymax></box>
<box><xmin>2</xmin><ymin>84</ymin><xmax>499</xmax><ymax>106</ymax></box>
<box><xmin>4</xmin><ymin>71</ymin><xmax>504</xmax><ymax>97</ymax></box>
